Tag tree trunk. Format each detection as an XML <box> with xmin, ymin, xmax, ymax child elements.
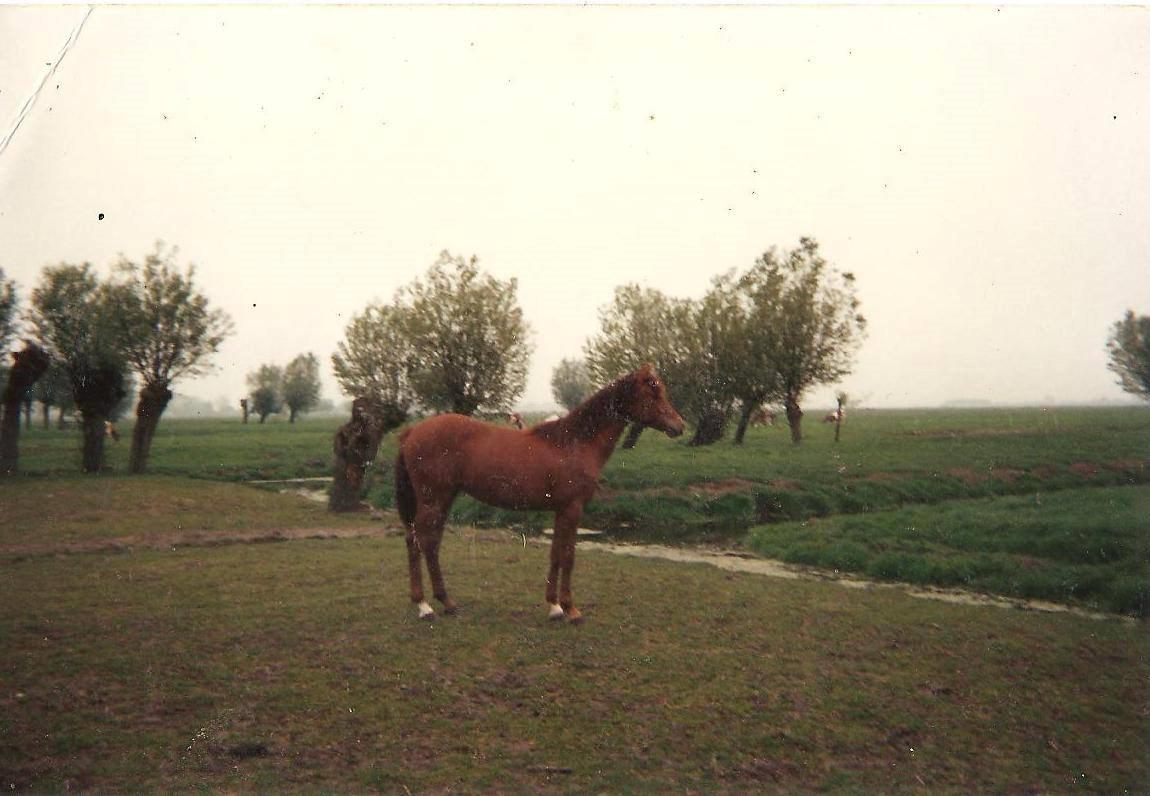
<box><xmin>785</xmin><ymin>396</ymin><xmax>803</xmax><ymax>445</ymax></box>
<box><xmin>57</xmin><ymin>407</ymin><xmax>67</xmax><ymax>430</ymax></box>
<box><xmin>240</xmin><ymin>398</ymin><xmax>249</xmax><ymax>424</ymax></box>
<box><xmin>733</xmin><ymin>401</ymin><xmax>757</xmax><ymax>445</ymax></box>
<box><xmin>0</xmin><ymin>344</ymin><xmax>50</xmax><ymax>475</ymax></box>
<box><xmin>689</xmin><ymin>408</ymin><xmax>728</xmax><ymax>447</ymax></box>
<box><xmin>259</xmin><ymin>413</ymin><xmax>268</xmax><ymax>424</ymax></box>
<box><xmin>621</xmin><ymin>422</ymin><xmax>645</xmax><ymax>450</ymax></box>
<box><xmin>73</xmin><ymin>366</ymin><xmax>126</xmax><ymax>473</ymax></box>
<box><xmin>129</xmin><ymin>383</ymin><xmax>173</xmax><ymax>474</ymax></box>
<box><xmin>329</xmin><ymin>397</ymin><xmax>389</xmax><ymax>512</ymax></box>
<box><xmin>834</xmin><ymin>397</ymin><xmax>844</xmax><ymax>443</ymax></box>
<box><xmin>289</xmin><ymin>406</ymin><xmax>297</xmax><ymax>424</ymax></box>
<box><xmin>41</xmin><ymin>402</ymin><xmax>50</xmax><ymax>430</ymax></box>
<box><xmin>22</xmin><ymin>398</ymin><xmax>32</xmax><ymax>430</ymax></box>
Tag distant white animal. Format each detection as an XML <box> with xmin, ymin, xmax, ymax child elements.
<box><xmin>544</xmin><ymin>413</ymin><xmax>561</xmax><ymax>422</ymax></box>
<box><xmin>507</xmin><ymin>412</ymin><xmax>525</xmax><ymax>430</ymax></box>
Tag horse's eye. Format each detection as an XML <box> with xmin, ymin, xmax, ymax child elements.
<box><xmin>646</xmin><ymin>378</ymin><xmax>659</xmax><ymax>391</ymax></box>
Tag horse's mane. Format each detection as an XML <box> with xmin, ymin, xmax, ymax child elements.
<box><xmin>530</xmin><ymin>373</ymin><xmax>634</xmax><ymax>446</ymax></box>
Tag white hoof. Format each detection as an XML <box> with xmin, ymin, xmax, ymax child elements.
<box><xmin>548</xmin><ymin>603</ymin><xmax>565</xmax><ymax>621</ymax></box>
<box><xmin>418</xmin><ymin>601</ymin><xmax>436</xmax><ymax>620</ymax></box>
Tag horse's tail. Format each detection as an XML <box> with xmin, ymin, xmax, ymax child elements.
<box><xmin>395</xmin><ymin>441</ymin><xmax>417</xmax><ymax>529</ymax></box>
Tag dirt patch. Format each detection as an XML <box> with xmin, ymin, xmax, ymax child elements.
<box><xmin>1069</xmin><ymin>462</ymin><xmax>1101</xmax><ymax>478</ymax></box>
<box><xmin>990</xmin><ymin>468</ymin><xmax>1027</xmax><ymax>485</ymax></box>
<box><xmin>769</xmin><ymin>478</ymin><xmax>802</xmax><ymax>491</ymax></box>
<box><xmin>946</xmin><ymin>468</ymin><xmax>986</xmax><ymax>486</ymax></box>
<box><xmin>689</xmin><ymin>478</ymin><xmax>761</xmax><ymax>496</ymax></box>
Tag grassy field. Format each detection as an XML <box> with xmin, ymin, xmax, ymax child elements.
<box><xmin>10</xmin><ymin>406</ymin><xmax>1149</xmax><ymax>610</ymax></box>
<box><xmin>2</xmin><ymin>521</ymin><xmax>1147</xmax><ymax>792</ymax></box>
<box><xmin>3</xmin><ymin>409</ymin><xmax>1148</xmax><ymax>790</ymax></box>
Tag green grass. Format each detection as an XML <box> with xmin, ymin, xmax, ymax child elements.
<box><xmin>749</xmin><ymin>485</ymin><xmax>1150</xmax><ymax>616</ymax></box>
<box><xmin>2</xmin><ymin>533</ymin><xmax>1146</xmax><ymax>792</ymax></box>
<box><xmin>0</xmin><ymin>475</ymin><xmax>374</xmax><ymax>550</ymax></box>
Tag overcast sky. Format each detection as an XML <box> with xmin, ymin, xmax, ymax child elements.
<box><xmin>1</xmin><ymin>5</ymin><xmax>1147</xmax><ymax>410</ymax></box>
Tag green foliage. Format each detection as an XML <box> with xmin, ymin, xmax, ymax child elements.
<box><xmin>1106</xmin><ymin>309</ymin><xmax>1150</xmax><ymax>400</ymax></box>
<box><xmin>331</xmin><ymin>302</ymin><xmax>415</xmax><ymax>422</ymax></box>
<box><xmin>280</xmin><ymin>352</ymin><xmax>321</xmax><ymax>422</ymax></box>
<box><xmin>32</xmin><ymin>361</ymin><xmax>74</xmax><ymax>419</ymax></box>
<box><xmin>108</xmin><ymin>243</ymin><xmax>233</xmax><ymax>390</ymax></box>
<box><xmin>744</xmin><ymin>237</ymin><xmax>866</xmax><ymax>441</ymax></box>
<box><xmin>0</xmin><ymin>267</ymin><xmax>18</xmax><ymax>353</ymax></box>
<box><xmin>400</xmin><ymin>251</ymin><xmax>532</xmax><ymax>414</ymax></box>
<box><xmin>27</xmin><ymin>263</ymin><xmax>125</xmax><ymax>377</ymax></box>
<box><xmin>584</xmin><ymin>283</ymin><xmax>694</xmax><ymax>387</ymax></box>
<box><xmin>550</xmin><ymin>357</ymin><xmax>593</xmax><ymax>410</ymax></box>
<box><xmin>246</xmin><ymin>364</ymin><xmax>283</xmax><ymax>422</ymax></box>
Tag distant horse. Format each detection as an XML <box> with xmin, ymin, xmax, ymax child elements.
<box><xmin>395</xmin><ymin>364</ymin><xmax>685</xmax><ymax>622</ymax></box>
<box><xmin>823</xmin><ymin>408</ymin><xmax>844</xmax><ymax>424</ymax></box>
<box><xmin>105</xmin><ymin>421</ymin><xmax>120</xmax><ymax>442</ymax></box>
<box><xmin>750</xmin><ymin>408</ymin><xmax>775</xmax><ymax>427</ymax></box>
<box><xmin>506</xmin><ymin>412</ymin><xmax>525</xmax><ymax>430</ymax></box>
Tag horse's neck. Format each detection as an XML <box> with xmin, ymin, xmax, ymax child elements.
<box><xmin>556</xmin><ymin>385</ymin><xmax>630</xmax><ymax>465</ymax></box>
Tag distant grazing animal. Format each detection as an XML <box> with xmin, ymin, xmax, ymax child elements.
<box><xmin>823</xmin><ymin>408</ymin><xmax>844</xmax><ymax>424</ymax></box>
<box><xmin>105</xmin><ymin>421</ymin><xmax>120</xmax><ymax>441</ymax></box>
<box><xmin>507</xmin><ymin>412</ymin><xmax>524</xmax><ymax>430</ymax></box>
<box><xmin>544</xmin><ymin>413</ymin><xmax>560</xmax><ymax>422</ymax></box>
<box><xmin>750</xmin><ymin>408</ymin><xmax>775</xmax><ymax>427</ymax></box>
<box><xmin>395</xmin><ymin>364</ymin><xmax>685</xmax><ymax>623</ymax></box>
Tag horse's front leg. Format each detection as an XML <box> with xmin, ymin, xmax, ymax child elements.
<box><xmin>546</xmin><ymin>502</ymin><xmax>583</xmax><ymax>623</ymax></box>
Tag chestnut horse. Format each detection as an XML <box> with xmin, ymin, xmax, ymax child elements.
<box><xmin>395</xmin><ymin>364</ymin><xmax>685</xmax><ymax>622</ymax></box>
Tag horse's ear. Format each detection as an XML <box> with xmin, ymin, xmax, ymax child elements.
<box><xmin>638</xmin><ymin>363</ymin><xmax>654</xmax><ymax>377</ymax></box>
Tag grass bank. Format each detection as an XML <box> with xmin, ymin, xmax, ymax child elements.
<box><xmin>2</xmin><ymin>533</ymin><xmax>1146</xmax><ymax>792</ymax></box>
<box><xmin>748</xmin><ymin>485</ymin><xmax>1150</xmax><ymax>616</ymax></box>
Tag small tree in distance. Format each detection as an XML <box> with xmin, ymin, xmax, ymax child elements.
<box><xmin>1106</xmin><ymin>310</ymin><xmax>1150</xmax><ymax>401</ymax></box>
<box><xmin>247</xmin><ymin>364</ymin><xmax>284</xmax><ymax>423</ymax></box>
<box><xmin>0</xmin><ymin>268</ymin><xmax>18</xmax><ymax>354</ymax></box>
<box><xmin>550</xmin><ymin>358</ymin><xmax>593</xmax><ymax>412</ymax></box>
<box><xmin>108</xmin><ymin>243</ymin><xmax>233</xmax><ymax>473</ymax></box>
<box><xmin>282</xmin><ymin>352</ymin><xmax>322</xmax><ymax>423</ymax></box>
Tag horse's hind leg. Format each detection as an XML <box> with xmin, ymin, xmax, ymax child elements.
<box><xmin>413</xmin><ymin>503</ymin><xmax>456</xmax><ymax>620</ymax></box>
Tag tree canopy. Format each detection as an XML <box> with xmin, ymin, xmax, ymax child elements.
<box><xmin>550</xmin><ymin>358</ymin><xmax>593</xmax><ymax>411</ymax></box>
<box><xmin>399</xmin><ymin>251</ymin><xmax>532</xmax><ymax>415</ymax></box>
<box><xmin>1106</xmin><ymin>310</ymin><xmax>1150</xmax><ymax>401</ymax></box>
<box><xmin>0</xmin><ymin>268</ymin><xmax>18</xmax><ymax>354</ymax></box>
<box><xmin>247</xmin><ymin>364</ymin><xmax>284</xmax><ymax>423</ymax></box>
<box><xmin>331</xmin><ymin>303</ymin><xmax>415</xmax><ymax>429</ymax></box>
<box><xmin>282</xmin><ymin>352</ymin><xmax>322</xmax><ymax>423</ymax></box>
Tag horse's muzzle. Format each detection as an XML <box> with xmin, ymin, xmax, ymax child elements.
<box><xmin>663</xmin><ymin>415</ymin><xmax>686</xmax><ymax>438</ymax></box>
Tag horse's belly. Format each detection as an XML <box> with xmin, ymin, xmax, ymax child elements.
<box><xmin>463</xmin><ymin>475</ymin><xmax>557</xmax><ymax>512</ymax></box>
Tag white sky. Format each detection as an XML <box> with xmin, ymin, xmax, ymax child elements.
<box><xmin>1</xmin><ymin>5</ymin><xmax>1147</xmax><ymax>410</ymax></box>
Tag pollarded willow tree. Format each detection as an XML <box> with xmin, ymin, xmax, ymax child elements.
<box><xmin>748</xmin><ymin>237</ymin><xmax>866</xmax><ymax>445</ymax></box>
<box><xmin>399</xmin><ymin>251</ymin><xmax>532</xmax><ymax>415</ymax></box>
<box><xmin>330</xmin><ymin>303</ymin><xmax>419</xmax><ymax>512</ymax></box>
<box><xmin>550</xmin><ymin>358</ymin><xmax>593</xmax><ymax>412</ymax></box>
<box><xmin>1106</xmin><ymin>310</ymin><xmax>1150</xmax><ymax>401</ymax></box>
<box><xmin>282</xmin><ymin>352</ymin><xmax>322</xmax><ymax>423</ymax></box>
<box><xmin>108</xmin><ymin>244</ymin><xmax>233</xmax><ymax>473</ymax></box>
<box><xmin>331</xmin><ymin>303</ymin><xmax>417</xmax><ymax>430</ymax></box>
<box><xmin>27</xmin><ymin>263</ymin><xmax>128</xmax><ymax>472</ymax></box>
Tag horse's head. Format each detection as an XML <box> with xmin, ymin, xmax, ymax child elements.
<box><xmin>619</xmin><ymin>364</ymin><xmax>685</xmax><ymax>438</ymax></box>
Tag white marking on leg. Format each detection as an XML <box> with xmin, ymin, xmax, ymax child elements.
<box><xmin>418</xmin><ymin>601</ymin><xmax>435</xmax><ymax>620</ymax></box>
<box><xmin>548</xmin><ymin>603</ymin><xmax>565</xmax><ymax>620</ymax></box>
